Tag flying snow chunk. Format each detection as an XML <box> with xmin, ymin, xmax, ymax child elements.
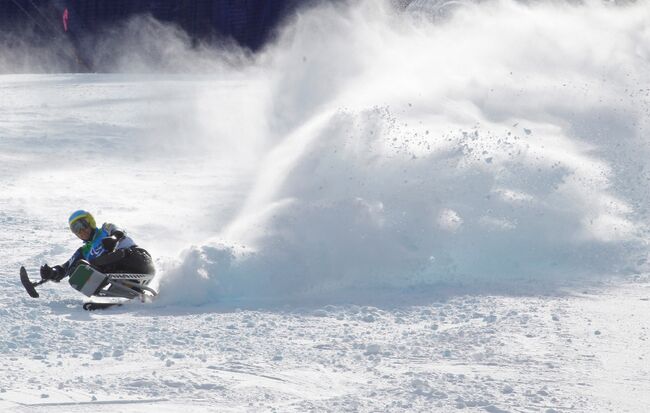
<box><xmin>438</xmin><ymin>208</ymin><xmax>463</xmax><ymax>232</ymax></box>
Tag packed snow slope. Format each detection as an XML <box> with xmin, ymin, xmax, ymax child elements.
<box><xmin>0</xmin><ymin>0</ymin><xmax>649</xmax><ymax>412</ymax></box>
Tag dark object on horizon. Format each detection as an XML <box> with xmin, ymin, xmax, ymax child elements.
<box><xmin>0</xmin><ymin>0</ymin><xmax>310</xmax><ymax>70</ymax></box>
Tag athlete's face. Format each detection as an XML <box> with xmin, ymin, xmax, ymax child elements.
<box><xmin>76</xmin><ymin>226</ymin><xmax>92</xmax><ymax>241</ymax></box>
<box><xmin>71</xmin><ymin>220</ymin><xmax>93</xmax><ymax>241</ymax></box>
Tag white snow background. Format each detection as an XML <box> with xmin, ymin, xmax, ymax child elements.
<box><xmin>1</xmin><ymin>0</ymin><xmax>649</xmax><ymax>411</ymax></box>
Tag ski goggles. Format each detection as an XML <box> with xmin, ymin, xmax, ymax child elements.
<box><xmin>70</xmin><ymin>219</ymin><xmax>89</xmax><ymax>235</ymax></box>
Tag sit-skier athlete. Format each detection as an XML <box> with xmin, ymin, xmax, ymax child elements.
<box><xmin>40</xmin><ymin>210</ymin><xmax>155</xmax><ymax>283</ymax></box>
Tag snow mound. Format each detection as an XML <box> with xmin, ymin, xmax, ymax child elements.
<box><xmin>156</xmin><ymin>0</ymin><xmax>650</xmax><ymax>306</ymax></box>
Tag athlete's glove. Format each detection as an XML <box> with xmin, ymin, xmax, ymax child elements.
<box><xmin>40</xmin><ymin>264</ymin><xmax>65</xmax><ymax>282</ymax></box>
<box><xmin>101</xmin><ymin>236</ymin><xmax>118</xmax><ymax>252</ymax></box>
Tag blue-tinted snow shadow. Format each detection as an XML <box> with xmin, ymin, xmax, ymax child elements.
<box><xmin>115</xmin><ymin>277</ymin><xmax>604</xmax><ymax>318</ymax></box>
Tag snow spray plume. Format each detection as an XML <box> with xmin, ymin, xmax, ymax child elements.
<box><xmin>64</xmin><ymin>15</ymin><xmax>267</xmax><ymax>160</ymax></box>
<box><xmin>154</xmin><ymin>0</ymin><xmax>650</xmax><ymax>306</ymax></box>
<box><xmin>0</xmin><ymin>21</ymin><xmax>77</xmax><ymax>73</ymax></box>
<box><xmin>86</xmin><ymin>15</ymin><xmax>251</xmax><ymax>74</ymax></box>
<box><xmin>0</xmin><ymin>12</ymin><xmax>251</xmax><ymax>74</ymax></box>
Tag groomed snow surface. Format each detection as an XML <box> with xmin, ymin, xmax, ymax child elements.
<box><xmin>1</xmin><ymin>274</ymin><xmax>649</xmax><ymax>412</ymax></box>
<box><xmin>2</xmin><ymin>1</ymin><xmax>650</xmax><ymax>411</ymax></box>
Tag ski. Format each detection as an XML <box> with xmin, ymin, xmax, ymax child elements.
<box><xmin>20</xmin><ymin>266</ymin><xmax>47</xmax><ymax>298</ymax></box>
<box><xmin>83</xmin><ymin>302</ymin><xmax>122</xmax><ymax>311</ymax></box>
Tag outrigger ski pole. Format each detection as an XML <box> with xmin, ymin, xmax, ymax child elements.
<box><xmin>20</xmin><ymin>266</ymin><xmax>49</xmax><ymax>298</ymax></box>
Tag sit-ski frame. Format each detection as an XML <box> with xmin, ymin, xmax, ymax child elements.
<box><xmin>69</xmin><ymin>261</ymin><xmax>157</xmax><ymax>299</ymax></box>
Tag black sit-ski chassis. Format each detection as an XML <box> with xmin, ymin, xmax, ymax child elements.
<box><xmin>20</xmin><ymin>260</ymin><xmax>157</xmax><ymax>311</ymax></box>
